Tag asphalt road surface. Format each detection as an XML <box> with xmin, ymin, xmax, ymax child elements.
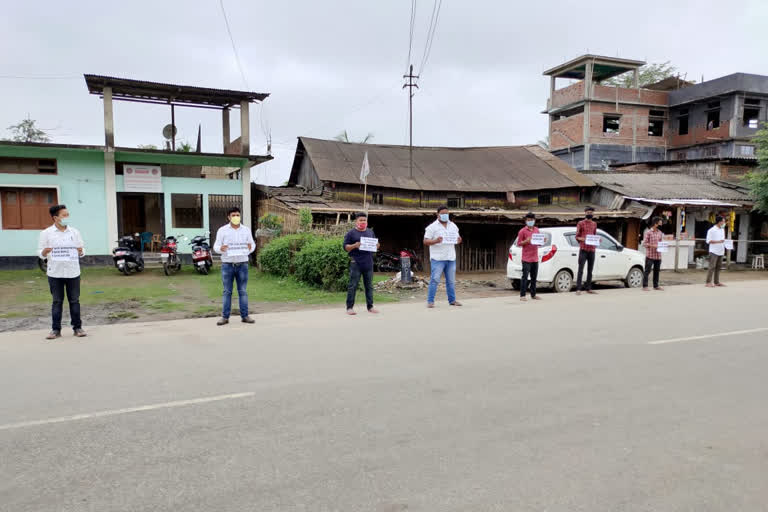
<box><xmin>1</xmin><ymin>280</ymin><xmax>767</xmax><ymax>512</ymax></box>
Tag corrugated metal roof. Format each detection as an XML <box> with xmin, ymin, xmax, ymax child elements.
<box><xmin>586</xmin><ymin>172</ymin><xmax>753</xmax><ymax>202</ymax></box>
<box><xmin>292</xmin><ymin>138</ymin><xmax>594</xmax><ymax>193</ymax></box>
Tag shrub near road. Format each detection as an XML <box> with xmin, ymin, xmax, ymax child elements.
<box><xmin>294</xmin><ymin>236</ymin><xmax>349</xmax><ymax>291</ymax></box>
<box><xmin>258</xmin><ymin>233</ymin><xmax>317</xmax><ymax>276</ymax></box>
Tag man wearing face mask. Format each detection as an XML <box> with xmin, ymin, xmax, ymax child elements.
<box><xmin>424</xmin><ymin>205</ymin><xmax>462</xmax><ymax>308</ymax></box>
<box><xmin>705</xmin><ymin>215</ymin><xmax>728</xmax><ymax>288</ymax></box>
<box><xmin>575</xmin><ymin>206</ymin><xmax>598</xmax><ymax>296</ymax></box>
<box><xmin>642</xmin><ymin>216</ymin><xmax>665</xmax><ymax>291</ymax></box>
<box><xmin>38</xmin><ymin>204</ymin><xmax>87</xmax><ymax>340</ymax></box>
<box><xmin>213</xmin><ymin>207</ymin><xmax>256</xmax><ymax>325</ymax></box>
<box><xmin>343</xmin><ymin>212</ymin><xmax>380</xmax><ymax>315</ymax></box>
<box><xmin>517</xmin><ymin>212</ymin><xmax>542</xmax><ymax>302</ymax></box>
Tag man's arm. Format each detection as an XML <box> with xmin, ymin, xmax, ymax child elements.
<box><xmin>518</xmin><ymin>230</ymin><xmax>530</xmax><ymax>246</ymax></box>
<box><xmin>75</xmin><ymin>229</ymin><xmax>85</xmax><ymax>257</ymax></box>
<box><xmin>246</xmin><ymin>229</ymin><xmax>256</xmax><ymax>253</ymax></box>
<box><xmin>575</xmin><ymin>222</ymin><xmax>585</xmax><ymax>242</ymax></box>
<box><xmin>423</xmin><ymin>225</ymin><xmax>442</xmax><ymax>246</ymax></box>
<box><xmin>343</xmin><ymin>233</ymin><xmax>360</xmax><ymax>252</ymax></box>
<box><xmin>213</xmin><ymin>228</ymin><xmax>225</xmax><ymax>253</ymax></box>
<box><xmin>38</xmin><ymin>230</ymin><xmax>50</xmax><ymax>258</ymax></box>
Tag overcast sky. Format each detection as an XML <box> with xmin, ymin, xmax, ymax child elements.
<box><xmin>2</xmin><ymin>0</ymin><xmax>767</xmax><ymax>185</ymax></box>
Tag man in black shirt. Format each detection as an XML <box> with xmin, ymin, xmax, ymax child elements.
<box><xmin>343</xmin><ymin>212</ymin><xmax>380</xmax><ymax>315</ymax></box>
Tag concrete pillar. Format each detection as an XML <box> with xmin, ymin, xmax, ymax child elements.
<box><xmin>103</xmin><ymin>86</ymin><xmax>114</xmax><ymax>149</ymax></box>
<box><xmin>633</xmin><ymin>69</ymin><xmax>639</xmax><ymax>89</ymax></box>
<box><xmin>222</xmin><ymin>107</ymin><xmax>230</xmax><ymax>151</ymax></box>
<box><xmin>687</xmin><ymin>216</ymin><xmax>696</xmax><ymax>264</ymax></box>
<box><xmin>582</xmin><ymin>61</ymin><xmax>594</xmax><ymax>170</ymax></box>
<box><xmin>674</xmin><ymin>206</ymin><xmax>682</xmax><ymax>272</ymax></box>
<box><xmin>737</xmin><ymin>212</ymin><xmax>750</xmax><ymax>263</ymax></box>
<box><xmin>239</xmin><ymin>100</ymin><xmax>252</xmax><ymax>235</ymax></box>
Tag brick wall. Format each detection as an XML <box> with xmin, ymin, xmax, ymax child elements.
<box><xmin>587</xmin><ymin>103</ymin><xmax>668</xmax><ymax>148</ymax></box>
<box><xmin>550</xmin><ymin>114</ymin><xmax>585</xmax><ymax>150</ymax></box>
<box><xmin>592</xmin><ymin>85</ymin><xmax>669</xmax><ymax>106</ymax></box>
<box><xmin>550</xmin><ymin>82</ymin><xmax>584</xmax><ymax>109</ymax></box>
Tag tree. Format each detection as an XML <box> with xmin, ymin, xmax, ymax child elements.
<box><xmin>746</xmin><ymin>123</ymin><xmax>768</xmax><ymax>213</ymax></box>
<box><xmin>176</xmin><ymin>141</ymin><xmax>193</xmax><ymax>152</ymax></box>
<box><xmin>137</xmin><ymin>144</ymin><xmax>158</xmax><ymax>150</ymax></box>
<box><xmin>334</xmin><ymin>130</ymin><xmax>373</xmax><ymax>144</ymax></box>
<box><xmin>603</xmin><ymin>61</ymin><xmax>682</xmax><ymax>88</ymax></box>
<box><xmin>5</xmin><ymin>116</ymin><xmax>50</xmax><ymax>143</ymax></box>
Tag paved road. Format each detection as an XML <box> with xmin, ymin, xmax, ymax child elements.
<box><xmin>1</xmin><ymin>280</ymin><xmax>767</xmax><ymax>512</ymax></box>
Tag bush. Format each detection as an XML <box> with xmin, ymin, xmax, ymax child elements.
<box><xmin>257</xmin><ymin>213</ymin><xmax>284</xmax><ymax>237</ymax></box>
<box><xmin>258</xmin><ymin>233</ymin><xmax>317</xmax><ymax>276</ymax></box>
<box><xmin>298</xmin><ymin>208</ymin><xmax>313</xmax><ymax>231</ymax></box>
<box><xmin>294</xmin><ymin>236</ymin><xmax>350</xmax><ymax>291</ymax></box>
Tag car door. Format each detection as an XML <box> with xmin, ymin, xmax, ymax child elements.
<box><xmin>595</xmin><ymin>231</ymin><xmax>627</xmax><ymax>279</ymax></box>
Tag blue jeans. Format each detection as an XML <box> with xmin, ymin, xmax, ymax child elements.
<box><xmin>427</xmin><ymin>259</ymin><xmax>456</xmax><ymax>304</ymax></box>
<box><xmin>221</xmin><ymin>263</ymin><xmax>249</xmax><ymax>319</ymax></box>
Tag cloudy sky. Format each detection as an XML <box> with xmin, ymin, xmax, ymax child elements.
<box><xmin>2</xmin><ymin>0</ymin><xmax>766</xmax><ymax>185</ymax></box>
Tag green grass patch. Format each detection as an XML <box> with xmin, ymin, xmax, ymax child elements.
<box><xmin>0</xmin><ymin>311</ymin><xmax>29</xmax><ymax>319</ymax></box>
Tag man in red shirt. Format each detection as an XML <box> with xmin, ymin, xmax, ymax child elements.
<box><xmin>575</xmin><ymin>206</ymin><xmax>598</xmax><ymax>296</ymax></box>
<box><xmin>517</xmin><ymin>212</ymin><xmax>542</xmax><ymax>302</ymax></box>
<box><xmin>642</xmin><ymin>216</ymin><xmax>665</xmax><ymax>291</ymax></box>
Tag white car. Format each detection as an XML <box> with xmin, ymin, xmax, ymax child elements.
<box><xmin>507</xmin><ymin>226</ymin><xmax>646</xmax><ymax>292</ymax></box>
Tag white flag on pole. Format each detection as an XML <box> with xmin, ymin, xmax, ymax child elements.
<box><xmin>360</xmin><ymin>151</ymin><xmax>370</xmax><ymax>182</ymax></box>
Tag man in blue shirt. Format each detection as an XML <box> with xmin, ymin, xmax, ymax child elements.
<box><xmin>343</xmin><ymin>212</ymin><xmax>380</xmax><ymax>315</ymax></box>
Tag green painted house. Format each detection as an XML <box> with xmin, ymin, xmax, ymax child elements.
<box><xmin>0</xmin><ymin>76</ymin><xmax>270</xmax><ymax>267</ymax></box>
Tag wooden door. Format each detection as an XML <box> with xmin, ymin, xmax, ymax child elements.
<box><xmin>121</xmin><ymin>196</ymin><xmax>145</xmax><ymax>235</ymax></box>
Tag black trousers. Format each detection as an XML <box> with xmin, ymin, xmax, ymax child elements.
<box><xmin>48</xmin><ymin>276</ymin><xmax>82</xmax><ymax>331</ymax></box>
<box><xmin>642</xmin><ymin>258</ymin><xmax>661</xmax><ymax>288</ymax></box>
<box><xmin>520</xmin><ymin>261</ymin><xmax>539</xmax><ymax>298</ymax></box>
<box><xmin>576</xmin><ymin>250</ymin><xmax>596</xmax><ymax>291</ymax></box>
<box><xmin>347</xmin><ymin>262</ymin><xmax>374</xmax><ymax>310</ymax></box>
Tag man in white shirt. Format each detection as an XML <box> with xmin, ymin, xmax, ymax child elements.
<box><xmin>38</xmin><ymin>204</ymin><xmax>87</xmax><ymax>340</ymax></box>
<box><xmin>424</xmin><ymin>205</ymin><xmax>463</xmax><ymax>308</ymax></box>
<box><xmin>705</xmin><ymin>215</ymin><xmax>727</xmax><ymax>287</ymax></box>
<box><xmin>213</xmin><ymin>207</ymin><xmax>256</xmax><ymax>325</ymax></box>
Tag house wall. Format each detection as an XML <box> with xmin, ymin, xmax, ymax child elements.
<box><xmin>587</xmin><ymin>103</ymin><xmax>668</xmax><ymax>148</ymax></box>
<box><xmin>0</xmin><ymin>148</ymin><xmax>109</xmax><ymax>258</ymax></box>
<box><xmin>550</xmin><ymin>81</ymin><xmax>585</xmax><ymax>109</ymax></box>
<box><xmin>294</xmin><ymin>156</ymin><xmax>322</xmax><ymax>191</ymax></box>
<box><xmin>591</xmin><ymin>85</ymin><xmax>668</xmax><ymax>106</ymax></box>
<box><xmin>550</xmin><ymin>113</ymin><xmax>585</xmax><ymax>150</ymax></box>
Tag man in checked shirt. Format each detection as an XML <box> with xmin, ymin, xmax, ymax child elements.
<box><xmin>642</xmin><ymin>216</ymin><xmax>665</xmax><ymax>292</ymax></box>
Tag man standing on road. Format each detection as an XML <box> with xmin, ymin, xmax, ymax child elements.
<box><xmin>705</xmin><ymin>216</ymin><xmax>728</xmax><ymax>288</ymax></box>
<box><xmin>517</xmin><ymin>212</ymin><xmax>542</xmax><ymax>302</ymax></box>
<box><xmin>343</xmin><ymin>212</ymin><xmax>380</xmax><ymax>315</ymax></box>
<box><xmin>424</xmin><ymin>205</ymin><xmax>462</xmax><ymax>308</ymax></box>
<box><xmin>38</xmin><ymin>204</ymin><xmax>87</xmax><ymax>340</ymax></box>
<box><xmin>575</xmin><ymin>206</ymin><xmax>598</xmax><ymax>296</ymax></box>
<box><xmin>213</xmin><ymin>207</ymin><xmax>255</xmax><ymax>325</ymax></box>
<box><xmin>642</xmin><ymin>216</ymin><xmax>665</xmax><ymax>292</ymax></box>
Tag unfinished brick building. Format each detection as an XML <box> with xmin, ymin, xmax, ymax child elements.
<box><xmin>544</xmin><ymin>55</ymin><xmax>768</xmax><ymax>170</ymax></box>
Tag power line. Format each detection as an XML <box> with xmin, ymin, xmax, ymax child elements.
<box><xmin>418</xmin><ymin>0</ymin><xmax>443</xmax><ymax>76</ymax></box>
<box><xmin>405</xmin><ymin>0</ymin><xmax>417</xmax><ymax>72</ymax></box>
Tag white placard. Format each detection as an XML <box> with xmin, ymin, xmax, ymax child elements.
<box><xmin>226</xmin><ymin>242</ymin><xmax>250</xmax><ymax>257</ymax></box>
<box><xmin>441</xmin><ymin>232</ymin><xmax>458</xmax><ymax>245</ymax></box>
<box><xmin>531</xmin><ymin>233</ymin><xmax>546</xmax><ymax>246</ymax></box>
<box><xmin>124</xmin><ymin>165</ymin><xmax>162</xmax><ymax>193</ymax></box>
<box><xmin>50</xmin><ymin>246</ymin><xmax>78</xmax><ymax>262</ymax></box>
<box><xmin>586</xmin><ymin>234</ymin><xmax>601</xmax><ymax>247</ymax></box>
<box><xmin>724</xmin><ymin>239</ymin><xmax>734</xmax><ymax>250</ymax></box>
<box><xmin>359</xmin><ymin>237</ymin><xmax>378</xmax><ymax>252</ymax></box>
<box><xmin>657</xmin><ymin>241</ymin><xmax>669</xmax><ymax>253</ymax></box>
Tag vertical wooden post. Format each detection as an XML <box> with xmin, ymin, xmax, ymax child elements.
<box><xmin>674</xmin><ymin>206</ymin><xmax>682</xmax><ymax>272</ymax></box>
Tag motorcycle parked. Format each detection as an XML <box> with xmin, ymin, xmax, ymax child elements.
<box><xmin>374</xmin><ymin>248</ymin><xmax>423</xmax><ymax>273</ymax></box>
<box><xmin>160</xmin><ymin>235</ymin><xmax>185</xmax><ymax>276</ymax></box>
<box><xmin>112</xmin><ymin>233</ymin><xmax>145</xmax><ymax>276</ymax></box>
<box><xmin>190</xmin><ymin>234</ymin><xmax>213</xmax><ymax>275</ymax></box>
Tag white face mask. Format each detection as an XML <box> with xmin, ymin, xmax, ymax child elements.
<box><xmin>58</xmin><ymin>216</ymin><xmax>69</xmax><ymax>226</ymax></box>
<box><xmin>439</xmin><ymin>213</ymin><xmax>449</xmax><ymax>222</ymax></box>
<box><xmin>526</xmin><ymin>220</ymin><xmax>535</xmax><ymax>227</ymax></box>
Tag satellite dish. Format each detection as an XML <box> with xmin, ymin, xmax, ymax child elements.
<box><xmin>162</xmin><ymin>124</ymin><xmax>177</xmax><ymax>140</ymax></box>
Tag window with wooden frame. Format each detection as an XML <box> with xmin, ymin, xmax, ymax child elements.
<box><xmin>447</xmin><ymin>197</ymin><xmax>462</xmax><ymax>209</ymax></box>
<box><xmin>372</xmin><ymin>192</ymin><xmax>383</xmax><ymax>205</ymax></box>
<box><xmin>0</xmin><ymin>187</ymin><xmax>58</xmax><ymax>229</ymax></box>
<box><xmin>537</xmin><ymin>192</ymin><xmax>553</xmax><ymax>206</ymax></box>
<box><xmin>171</xmin><ymin>193</ymin><xmax>203</xmax><ymax>228</ymax></box>
<box><xmin>0</xmin><ymin>157</ymin><xmax>58</xmax><ymax>175</ymax></box>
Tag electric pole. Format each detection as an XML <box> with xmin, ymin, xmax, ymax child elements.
<box><xmin>403</xmin><ymin>64</ymin><xmax>419</xmax><ymax>180</ymax></box>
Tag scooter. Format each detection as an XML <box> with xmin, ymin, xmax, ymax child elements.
<box><xmin>190</xmin><ymin>234</ymin><xmax>213</xmax><ymax>275</ymax></box>
<box><xmin>160</xmin><ymin>235</ymin><xmax>185</xmax><ymax>276</ymax></box>
<box><xmin>112</xmin><ymin>233</ymin><xmax>145</xmax><ymax>276</ymax></box>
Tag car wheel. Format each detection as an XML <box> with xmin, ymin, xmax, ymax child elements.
<box><xmin>625</xmin><ymin>267</ymin><xmax>643</xmax><ymax>288</ymax></box>
<box><xmin>510</xmin><ymin>279</ymin><xmax>520</xmax><ymax>291</ymax></box>
<box><xmin>553</xmin><ymin>270</ymin><xmax>573</xmax><ymax>293</ymax></box>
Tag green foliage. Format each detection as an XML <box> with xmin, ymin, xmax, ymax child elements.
<box><xmin>334</xmin><ymin>130</ymin><xmax>374</xmax><ymax>143</ymax></box>
<box><xmin>176</xmin><ymin>141</ymin><xmax>193</xmax><ymax>152</ymax></box>
<box><xmin>258</xmin><ymin>233</ymin><xmax>317</xmax><ymax>276</ymax></box>
<box><xmin>6</xmin><ymin>116</ymin><xmax>50</xmax><ymax>143</ymax></box>
<box><xmin>603</xmin><ymin>61</ymin><xmax>682</xmax><ymax>88</ymax></box>
<box><xmin>298</xmin><ymin>208</ymin><xmax>313</xmax><ymax>231</ymax></box>
<box><xmin>294</xmin><ymin>236</ymin><xmax>349</xmax><ymax>291</ymax></box>
<box><xmin>138</xmin><ymin>144</ymin><xmax>158</xmax><ymax>150</ymax></box>
<box><xmin>258</xmin><ymin>213</ymin><xmax>284</xmax><ymax>236</ymax></box>
<box><xmin>746</xmin><ymin>122</ymin><xmax>768</xmax><ymax>213</ymax></box>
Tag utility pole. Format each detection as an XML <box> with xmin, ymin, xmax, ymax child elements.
<box><xmin>403</xmin><ymin>64</ymin><xmax>419</xmax><ymax>180</ymax></box>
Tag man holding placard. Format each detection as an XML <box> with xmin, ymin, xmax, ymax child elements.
<box><xmin>38</xmin><ymin>204</ymin><xmax>87</xmax><ymax>340</ymax></box>
<box><xmin>424</xmin><ymin>205</ymin><xmax>462</xmax><ymax>308</ymax></box>
<box><xmin>343</xmin><ymin>213</ymin><xmax>380</xmax><ymax>315</ymax></box>
<box><xmin>575</xmin><ymin>206</ymin><xmax>599</xmax><ymax>296</ymax></box>
<box><xmin>517</xmin><ymin>212</ymin><xmax>543</xmax><ymax>302</ymax></box>
<box><xmin>705</xmin><ymin>216</ymin><xmax>728</xmax><ymax>288</ymax></box>
<box><xmin>213</xmin><ymin>207</ymin><xmax>256</xmax><ymax>325</ymax></box>
<box><xmin>641</xmin><ymin>216</ymin><xmax>665</xmax><ymax>291</ymax></box>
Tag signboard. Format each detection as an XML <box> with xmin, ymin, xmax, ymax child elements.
<box><xmin>226</xmin><ymin>242</ymin><xmax>250</xmax><ymax>257</ymax></box>
<box><xmin>586</xmin><ymin>235</ymin><xmax>601</xmax><ymax>247</ymax></box>
<box><xmin>50</xmin><ymin>247</ymin><xmax>78</xmax><ymax>262</ymax></box>
<box><xmin>657</xmin><ymin>241</ymin><xmax>669</xmax><ymax>253</ymax></box>
<box><xmin>359</xmin><ymin>237</ymin><xmax>378</xmax><ymax>252</ymax></box>
<box><xmin>124</xmin><ymin>165</ymin><xmax>162</xmax><ymax>193</ymax></box>
<box><xmin>442</xmin><ymin>232</ymin><xmax>458</xmax><ymax>245</ymax></box>
<box><xmin>724</xmin><ymin>239</ymin><xmax>734</xmax><ymax>251</ymax></box>
<box><xmin>531</xmin><ymin>233</ymin><xmax>546</xmax><ymax>246</ymax></box>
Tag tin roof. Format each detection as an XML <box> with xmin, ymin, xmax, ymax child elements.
<box><xmin>291</xmin><ymin>138</ymin><xmax>594</xmax><ymax>193</ymax></box>
<box><xmin>84</xmin><ymin>75</ymin><xmax>269</xmax><ymax>108</ymax></box>
<box><xmin>587</xmin><ymin>172</ymin><xmax>753</xmax><ymax>203</ymax></box>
